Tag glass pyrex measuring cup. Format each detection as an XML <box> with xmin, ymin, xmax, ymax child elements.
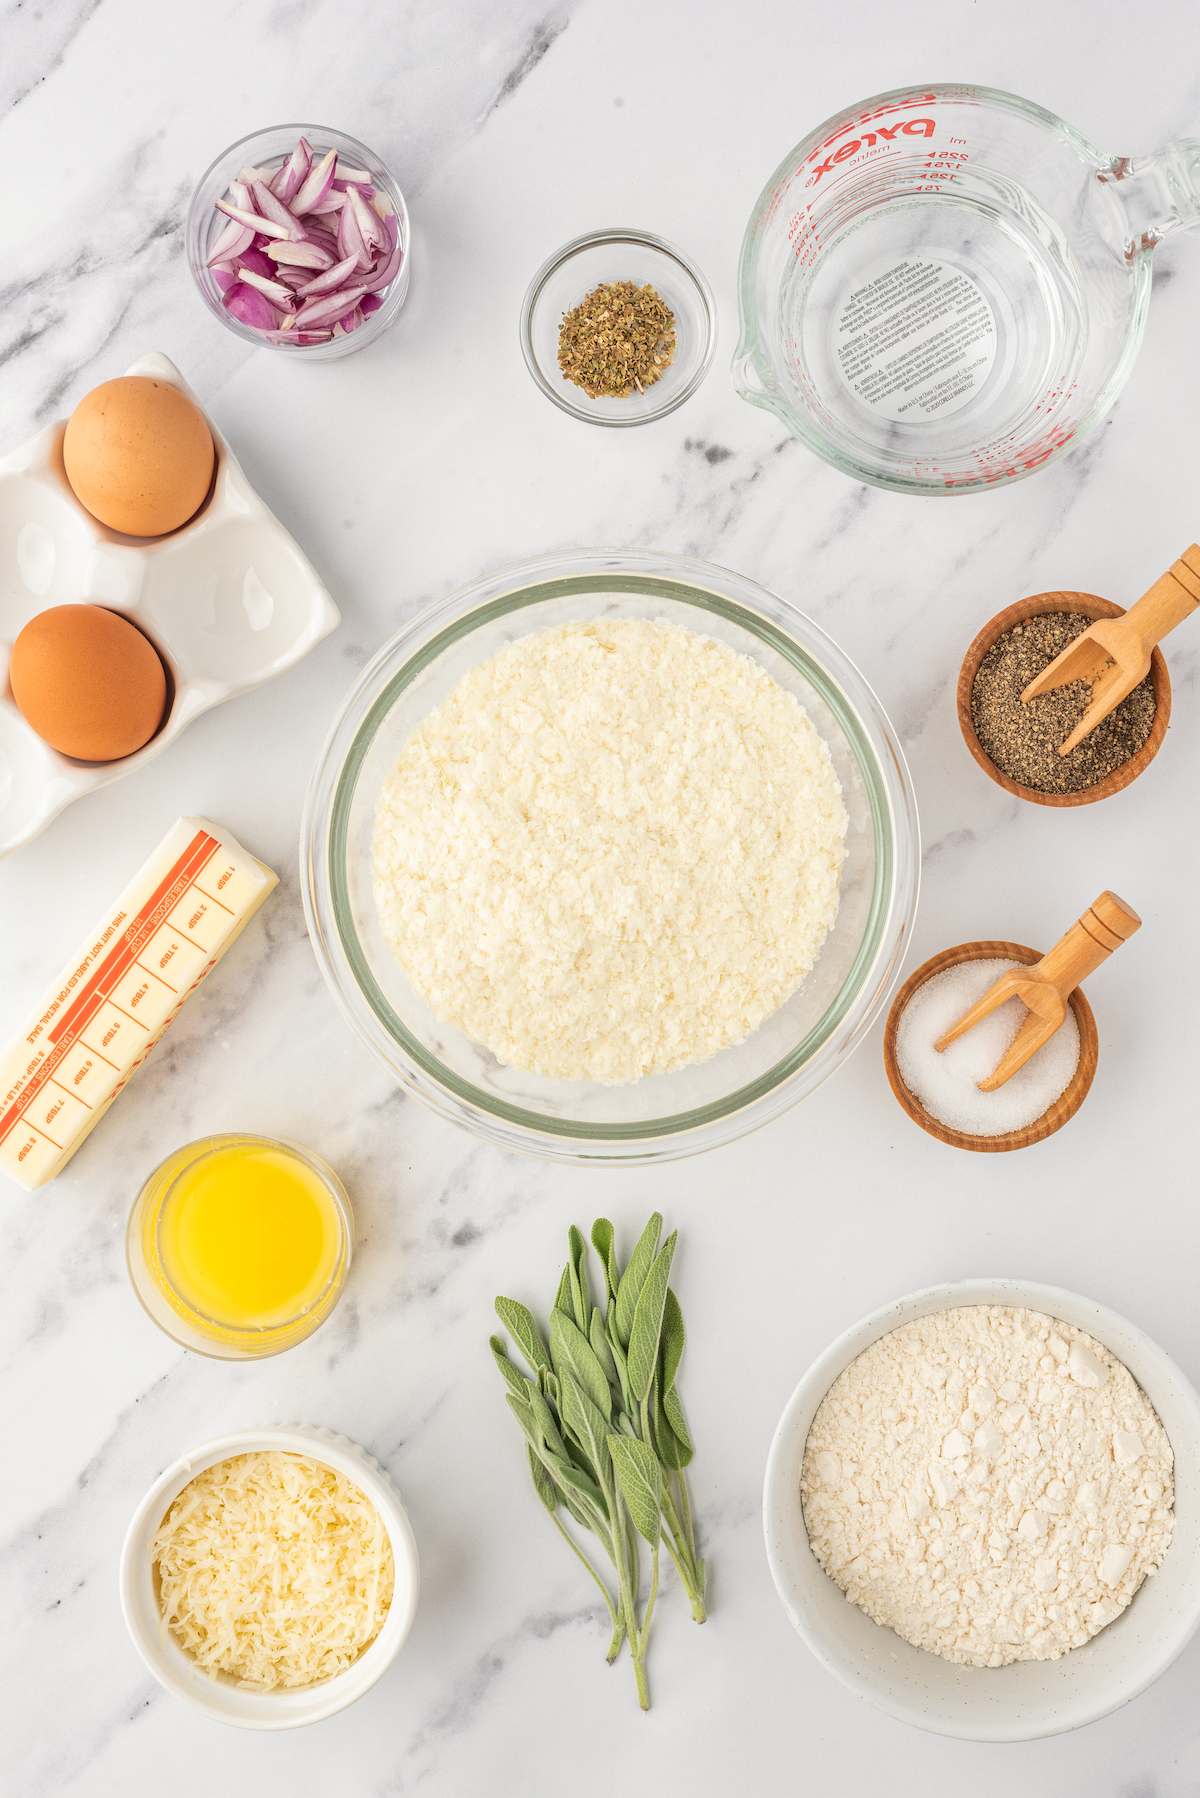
<box><xmin>734</xmin><ymin>84</ymin><xmax>1200</xmax><ymax>495</ymax></box>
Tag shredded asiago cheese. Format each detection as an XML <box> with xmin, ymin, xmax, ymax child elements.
<box><xmin>373</xmin><ymin>616</ymin><xmax>847</xmax><ymax>1084</ymax></box>
<box><xmin>151</xmin><ymin>1451</ymin><xmax>394</xmax><ymax>1690</ymax></box>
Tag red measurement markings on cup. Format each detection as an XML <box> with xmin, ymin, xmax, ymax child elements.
<box><xmin>918</xmin><ymin>138</ymin><xmax>970</xmax><ymax>193</ymax></box>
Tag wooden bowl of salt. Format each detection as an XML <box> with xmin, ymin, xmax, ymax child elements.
<box><xmin>883</xmin><ymin>942</ymin><xmax>1099</xmax><ymax>1153</ymax></box>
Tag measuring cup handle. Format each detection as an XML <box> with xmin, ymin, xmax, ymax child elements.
<box><xmin>1105</xmin><ymin>141</ymin><xmax>1200</xmax><ymax>252</ymax></box>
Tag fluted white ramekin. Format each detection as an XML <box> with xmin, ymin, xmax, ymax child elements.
<box><xmin>119</xmin><ymin>1424</ymin><xmax>419</xmax><ymax>1729</ymax></box>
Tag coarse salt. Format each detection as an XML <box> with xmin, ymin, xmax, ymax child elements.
<box><xmin>895</xmin><ymin>958</ymin><xmax>1079</xmax><ymax>1136</ymax></box>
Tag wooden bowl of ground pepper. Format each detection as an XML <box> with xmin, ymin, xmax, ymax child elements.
<box><xmin>957</xmin><ymin>592</ymin><xmax>1170</xmax><ymax>806</ymax></box>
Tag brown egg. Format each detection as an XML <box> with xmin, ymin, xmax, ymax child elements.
<box><xmin>63</xmin><ymin>376</ymin><xmax>215</xmax><ymax>537</ymax></box>
<box><xmin>10</xmin><ymin>605</ymin><xmax>169</xmax><ymax>761</ymax></box>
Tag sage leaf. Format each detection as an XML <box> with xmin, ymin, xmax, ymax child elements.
<box><xmin>589</xmin><ymin>1308</ymin><xmax>619</xmax><ymax>1387</ymax></box>
<box><xmin>495</xmin><ymin>1297</ymin><xmax>551</xmax><ymax>1375</ymax></box>
<box><xmin>660</xmin><ymin>1288</ymin><xmax>686</xmax><ymax>1395</ymax></box>
<box><xmin>559</xmin><ymin>1368</ymin><xmax>614</xmax><ymax>1488</ymax></box>
<box><xmin>654</xmin><ymin>1382</ymin><xmax>693</xmax><ymax>1469</ymax></box>
<box><xmin>608</xmin><ymin>1435</ymin><xmax>662</xmax><ymax>1546</ymax></box>
<box><xmin>561</xmin><ymin>1486</ymin><xmax>599</xmax><ymax>1535</ymax></box>
<box><xmin>591</xmin><ymin>1218</ymin><xmax>620</xmax><ymax>1300</ymax></box>
<box><xmin>528</xmin><ymin>1444</ymin><xmax>557</xmax><ymax>1514</ymax></box>
<box><xmin>627</xmin><ymin>1230</ymin><xmax>677</xmax><ymax>1403</ymax></box>
<box><xmin>606</xmin><ymin>1298</ymin><xmax>633</xmax><ymax>1409</ymax></box>
<box><xmin>650</xmin><ymin>1383</ymin><xmax>685</xmax><ymax>1471</ymax></box>
<box><xmin>546</xmin><ymin>1449</ymin><xmax>608</xmax><ymax>1518</ymax></box>
<box><xmin>506</xmin><ymin>1391</ymin><xmax>543</xmax><ymax>1456</ymax></box>
<box><xmin>663</xmin><ymin>1384</ymin><xmax>693</xmax><ymax>1454</ymax></box>
<box><xmin>614</xmin><ymin>1212</ymin><xmax>662</xmax><ymax>1347</ymax></box>
<box><xmin>490</xmin><ymin>1335</ymin><xmax>532</xmax><ymax>1401</ymax></box>
<box><xmin>529</xmin><ymin>1384</ymin><xmax>570</xmax><ymax>1462</ymax></box>
<box><xmin>568</xmin><ymin>1224</ymin><xmax>591</xmax><ymax>1330</ymax></box>
<box><xmin>555</xmin><ymin>1262</ymin><xmax>573</xmax><ymax>1316</ymax></box>
<box><xmin>550</xmin><ymin>1309</ymin><xmax>612</xmax><ymax>1420</ymax></box>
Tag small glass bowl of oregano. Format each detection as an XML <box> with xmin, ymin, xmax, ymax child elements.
<box><xmin>520</xmin><ymin>228</ymin><xmax>717</xmax><ymax>426</ymax></box>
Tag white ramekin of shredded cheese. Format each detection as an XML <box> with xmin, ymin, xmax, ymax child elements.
<box><xmin>119</xmin><ymin>1426</ymin><xmax>420</xmax><ymax>1728</ymax></box>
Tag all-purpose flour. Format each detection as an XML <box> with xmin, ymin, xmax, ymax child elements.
<box><xmin>801</xmin><ymin>1306</ymin><xmax>1173</xmax><ymax>1667</ymax></box>
<box><xmin>372</xmin><ymin>617</ymin><xmax>846</xmax><ymax>1084</ymax></box>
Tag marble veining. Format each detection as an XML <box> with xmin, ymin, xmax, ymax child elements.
<box><xmin>3</xmin><ymin>2</ymin><xmax>1200</xmax><ymax>1794</ymax></box>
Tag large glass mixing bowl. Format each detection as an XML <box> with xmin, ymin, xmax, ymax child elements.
<box><xmin>301</xmin><ymin>550</ymin><xmax>920</xmax><ymax>1164</ymax></box>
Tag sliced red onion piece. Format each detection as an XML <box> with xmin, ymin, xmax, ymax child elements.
<box><xmin>360</xmin><ymin>236</ymin><xmax>402</xmax><ymax>291</ymax></box>
<box><xmin>236</xmin><ymin>246</ymin><xmax>275</xmax><ymax>277</ymax></box>
<box><xmin>267</xmin><ymin>239</ymin><xmax>335</xmax><ymax>268</ymax></box>
<box><xmin>207</xmin><ymin>216</ymin><xmax>254</xmax><ymax>265</ymax></box>
<box><xmin>270</xmin><ymin>137</ymin><xmax>311</xmax><ymax>204</ymax></box>
<box><xmin>263</xmin><ymin>328</ymin><xmax>334</xmax><ymax>344</ymax></box>
<box><xmin>337</xmin><ymin>197</ymin><xmax>372</xmax><ymax>272</ymax></box>
<box><xmin>223</xmin><ymin>283</ymin><xmax>279</xmax><ymax>330</ymax></box>
<box><xmin>335</xmin><ymin>164</ymin><xmax>371</xmax><ymax>184</ymax></box>
<box><xmin>295</xmin><ymin>252</ymin><xmax>360</xmax><ymax>297</ymax></box>
<box><xmin>293</xmin><ymin>284</ymin><xmax>368</xmax><ymax>329</ymax></box>
<box><xmin>360</xmin><ymin>291</ymin><xmax>383</xmax><ymax>315</ymax></box>
<box><xmin>291</xmin><ymin>147</ymin><xmax>337</xmax><ymax>214</ymax></box>
<box><xmin>237</xmin><ymin>267</ymin><xmax>297</xmax><ymax>307</ymax></box>
<box><xmin>239</xmin><ymin>166</ymin><xmax>270</xmax><ymax>186</ymax></box>
<box><xmin>307</xmin><ymin>190</ymin><xmax>346</xmax><ymax>214</ymax></box>
<box><xmin>251</xmin><ymin>179</ymin><xmax>308</xmax><ymax>241</ymax></box>
<box><xmin>216</xmin><ymin>197</ymin><xmax>289</xmax><ymax>239</ymax></box>
<box><xmin>211</xmin><ymin>265</ymin><xmax>237</xmax><ymax>292</ymax></box>
<box><xmin>347</xmin><ymin>185</ymin><xmax>386</xmax><ymax>255</ymax></box>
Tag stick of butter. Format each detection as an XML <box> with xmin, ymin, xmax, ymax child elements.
<box><xmin>0</xmin><ymin>817</ymin><xmax>277</xmax><ymax>1192</ymax></box>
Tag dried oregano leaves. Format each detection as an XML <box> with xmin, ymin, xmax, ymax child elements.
<box><xmin>557</xmin><ymin>281</ymin><xmax>677</xmax><ymax>398</ymax></box>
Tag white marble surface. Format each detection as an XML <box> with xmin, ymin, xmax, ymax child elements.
<box><xmin>3</xmin><ymin>1</ymin><xmax>1200</xmax><ymax>1791</ymax></box>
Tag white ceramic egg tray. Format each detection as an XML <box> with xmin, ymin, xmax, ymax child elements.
<box><xmin>0</xmin><ymin>352</ymin><xmax>339</xmax><ymax>856</ymax></box>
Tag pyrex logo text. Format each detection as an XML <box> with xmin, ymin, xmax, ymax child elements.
<box><xmin>806</xmin><ymin>119</ymin><xmax>936</xmax><ymax>185</ymax></box>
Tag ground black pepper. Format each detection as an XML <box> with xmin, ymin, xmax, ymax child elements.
<box><xmin>971</xmin><ymin>612</ymin><xmax>1156</xmax><ymax>794</ymax></box>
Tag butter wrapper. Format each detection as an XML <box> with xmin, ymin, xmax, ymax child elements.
<box><xmin>0</xmin><ymin>817</ymin><xmax>277</xmax><ymax>1191</ymax></box>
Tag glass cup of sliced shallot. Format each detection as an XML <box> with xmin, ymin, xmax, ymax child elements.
<box><xmin>186</xmin><ymin>125</ymin><xmax>410</xmax><ymax>358</ymax></box>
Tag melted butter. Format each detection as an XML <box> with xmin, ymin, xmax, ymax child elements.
<box><xmin>156</xmin><ymin>1143</ymin><xmax>340</xmax><ymax>1331</ymax></box>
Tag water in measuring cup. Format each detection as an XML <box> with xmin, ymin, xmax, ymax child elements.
<box><xmin>784</xmin><ymin>160</ymin><xmax>1090</xmax><ymax>482</ymax></box>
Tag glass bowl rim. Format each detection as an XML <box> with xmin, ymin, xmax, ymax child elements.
<box><xmin>733</xmin><ymin>81</ymin><xmax>1154</xmax><ymax>496</ymax></box>
<box><xmin>519</xmin><ymin>228</ymin><xmax>718</xmax><ymax>426</ymax></box>
<box><xmin>185</xmin><ymin>122</ymin><xmax>411</xmax><ymax>361</ymax></box>
<box><xmin>301</xmin><ymin>548</ymin><xmax>920</xmax><ymax>1164</ymax></box>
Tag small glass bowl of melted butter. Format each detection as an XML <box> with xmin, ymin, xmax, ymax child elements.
<box><xmin>126</xmin><ymin>1134</ymin><xmax>353</xmax><ymax>1358</ymax></box>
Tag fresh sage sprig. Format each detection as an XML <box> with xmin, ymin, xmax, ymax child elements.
<box><xmin>491</xmin><ymin>1213</ymin><xmax>706</xmax><ymax>1710</ymax></box>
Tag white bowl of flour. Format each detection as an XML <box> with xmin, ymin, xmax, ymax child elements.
<box><xmin>763</xmin><ymin>1278</ymin><xmax>1200</xmax><ymax>1739</ymax></box>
